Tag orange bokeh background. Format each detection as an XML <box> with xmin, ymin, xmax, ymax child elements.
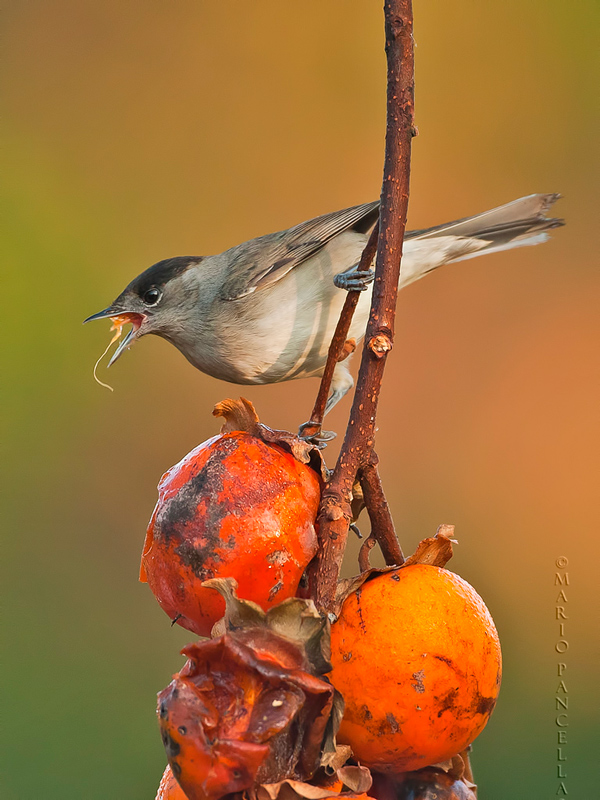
<box><xmin>3</xmin><ymin>2</ymin><xmax>598</xmax><ymax>797</ymax></box>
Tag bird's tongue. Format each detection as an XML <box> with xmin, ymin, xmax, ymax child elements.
<box><xmin>93</xmin><ymin>313</ymin><xmax>145</xmax><ymax>390</ymax></box>
<box><xmin>107</xmin><ymin>313</ymin><xmax>144</xmax><ymax>366</ymax></box>
<box><xmin>108</xmin><ymin>312</ymin><xmax>144</xmax><ymax>336</ymax></box>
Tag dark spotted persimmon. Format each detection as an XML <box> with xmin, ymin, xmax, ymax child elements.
<box><xmin>155</xmin><ymin>765</ymin><xmax>187</xmax><ymax>799</ymax></box>
<box><xmin>140</xmin><ymin>399</ymin><xmax>321</xmax><ymax>636</ymax></box>
<box><xmin>329</xmin><ymin>564</ymin><xmax>501</xmax><ymax>773</ymax></box>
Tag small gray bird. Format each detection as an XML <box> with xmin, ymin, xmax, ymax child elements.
<box><xmin>85</xmin><ymin>193</ymin><xmax>563</xmax><ymax>411</ymax></box>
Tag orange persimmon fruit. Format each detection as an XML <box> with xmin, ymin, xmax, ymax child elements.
<box><xmin>140</xmin><ymin>400</ymin><xmax>321</xmax><ymax>636</ymax></box>
<box><xmin>329</xmin><ymin>564</ymin><xmax>501</xmax><ymax>773</ymax></box>
<box><xmin>155</xmin><ymin>765</ymin><xmax>188</xmax><ymax>799</ymax></box>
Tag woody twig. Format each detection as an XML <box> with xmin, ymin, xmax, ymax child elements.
<box><xmin>309</xmin><ymin>0</ymin><xmax>415</xmax><ymax>614</ymax></box>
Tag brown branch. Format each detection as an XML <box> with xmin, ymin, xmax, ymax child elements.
<box><xmin>299</xmin><ymin>221</ymin><xmax>379</xmax><ymax>440</ymax></box>
<box><xmin>358</xmin><ymin>533</ymin><xmax>377</xmax><ymax>573</ymax></box>
<box><xmin>358</xmin><ymin>459</ymin><xmax>404</xmax><ymax>566</ymax></box>
<box><xmin>310</xmin><ymin>0</ymin><xmax>415</xmax><ymax>614</ymax></box>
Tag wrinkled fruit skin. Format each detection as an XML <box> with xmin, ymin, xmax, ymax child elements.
<box><xmin>394</xmin><ymin>769</ymin><xmax>477</xmax><ymax>799</ymax></box>
<box><xmin>329</xmin><ymin>565</ymin><xmax>501</xmax><ymax>773</ymax></box>
<box><xmin>156</xmin><ymin>765</ymin><xmax>188</xmax><ymax>799</ymax></box>
<box><xmin>141</xmin><ymin>432</ymin><xmax>320</xmax><ymax>635</ymax></box>
<box><xmin>158</xmin><ymin>628</ymin><xmax>335</xmax><ymax>800</ymax></box>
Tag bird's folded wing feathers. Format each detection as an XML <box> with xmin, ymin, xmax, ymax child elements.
<box><xmin>220</xmin><ymin>201</ymin><xmax>380</xmax><ymax>300</ymax></box>
<box><xmin>219</xmin><ymin>193</ymin><xmax>563</xmax><ymax>301</ymax></box>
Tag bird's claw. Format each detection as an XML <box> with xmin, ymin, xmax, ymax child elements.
<box><xmin>297</xmin><ymin>421</ymin><xmax>337</xmax><ymax>448</ymax></box>
<box><xmin>334</xmin><ymin>269</ymin><xmax>375</xmax><ymax>292</ymax></box>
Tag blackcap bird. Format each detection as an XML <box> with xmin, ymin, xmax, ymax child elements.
<box><xmin>85</xmin><ymin>193</ymin><xmax>563</xmax><ymax>411</ymax></box>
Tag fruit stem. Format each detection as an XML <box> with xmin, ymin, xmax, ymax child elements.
<box><xmin>358</xmin><ymin>533</ymin><xmax>377</xmax><ymax>572</ymax></box>
<box><xmin>309</xmin><ymin>0</ymin><xmax>415</xmax><ymax>613</ymax></box>
<box><xmin>359</xmin><ymin>459</ymin><xmax>404</xmax><ymax>566</ymax></box>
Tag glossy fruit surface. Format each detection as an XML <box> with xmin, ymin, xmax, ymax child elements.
<box><xmin>140</xmin><ymin>431</ymin><xmax>320</xmax><ymax>635</ymax></box>
<box><xmin>329</xmin><ymin>565</ymin><xmax>501</xmax><ymax>773</ymax></box>
<box><xmin>155</xmin><ymin>765</ymin><xmax>188</xmax><ymax>799</ymax></box>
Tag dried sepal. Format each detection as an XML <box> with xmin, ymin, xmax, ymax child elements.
<box><xmin>203</xmin><ymin>578</ymin><xmax>347</xmax><ymax>777</ymax></box>
<box><xmin>402</xmin><ymin>524</ymin><xmax>455</xmax><ymax>568</ymax></box>
<box><xmin>335</xmin><ymin>765</ymin><xmax>372</xmax><ymax>794</ymax></box>
<box><xmin>204</xmin><ymin>577</ymin><xmax>332</xmax><ymax>675</ymax></box>
<box><xmin>258</xmin><ymin>782</ymin><xmax>369</xmax><ymax>800</ymax></box>
<box><xmin>319</xmin><ymin>744</ymin><xmax>352</xmax><ymax>775</ymax></box>
<box><xmin>204</xmin><ymin>576</ymin><xmax>266</xmax><ymax>629</ymax></box>
<box><xmin>213</xmin><ymin>396</ymin><xmax>261</xmax><ymax>434</ymax></box>
<box><xmin>212</xmin><ymin>397</ymin><xmax>328</xmax><ymax>481</ymax></box>
<box><xmin>318</xmin><ymin>690</ymin><xmax>346</xmax><ymax>775</ymax></box>
<box><xmin>257</xmin><ymin>762</ymin><xmax>372</xmax><ymax>800</ymax></box>
<box><xmin>429</xmin><ymin>749</ymin><xmax>477</xmax><ymax>794</ymax></box>
<box><xmin>259</xmin><ymin>781</ymin><xmax>341</xmax><ymax>800</ymax></box>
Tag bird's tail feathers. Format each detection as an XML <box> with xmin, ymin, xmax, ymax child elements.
<box><xmin>401</xmin><ymin>192</ymin><xmax>563</xmax><ymax>277</ymax></box>
<box><xmin>447</xmin><ymin>230</ymin><xmax>553</xmax><ymax>264</ymax></box>
<box><xmin>407</xmin><ymin>193</ymin><xmax>564</xmax><ymax>244</ymax></box>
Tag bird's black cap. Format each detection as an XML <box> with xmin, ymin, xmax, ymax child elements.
<box><xmin>127</xmin><ymin>256</ymin><xmax>204</xmax><ymax>297</ymax></box>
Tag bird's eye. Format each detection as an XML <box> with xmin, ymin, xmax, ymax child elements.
<box><xmin>142</xmin><ymin>287</ymin><xmax>162</xmax><ymax>306</ymax></box>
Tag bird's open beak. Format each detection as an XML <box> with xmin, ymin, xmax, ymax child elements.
<box><xmin>84</xmin><ymin>307</ymin><xmax>146</xmax><ymax>366</ymax></box>
<box><xmin>83</xmin><ymin>307</ymin><xmax>122</xmax><ymax>323</ymax></box>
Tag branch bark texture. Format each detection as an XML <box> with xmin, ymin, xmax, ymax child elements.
<box><xmin>300</xmin><ymin>221</ymin><xmax>379</xmax><ymax>440</ymax></box>
<box><xmin>358</xmin><ymin>459</ymin><xmax>404</xmax><ymax>567</ymax></box>
<box><xmin>312</xmin><ymin>0</ymin><xmax>415</xmax><ymax>613</ymax></box>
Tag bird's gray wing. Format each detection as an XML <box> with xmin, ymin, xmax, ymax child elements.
<box><xmin>220</xmin><ymin>201</ymin><xmax>380</xmax><ymax>300</ymax></box>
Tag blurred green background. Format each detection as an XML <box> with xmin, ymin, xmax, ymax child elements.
<box><xmin>3</xmin><ymin>1</ymin><xmax>599</xmax><ymax>797</ymax></box>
